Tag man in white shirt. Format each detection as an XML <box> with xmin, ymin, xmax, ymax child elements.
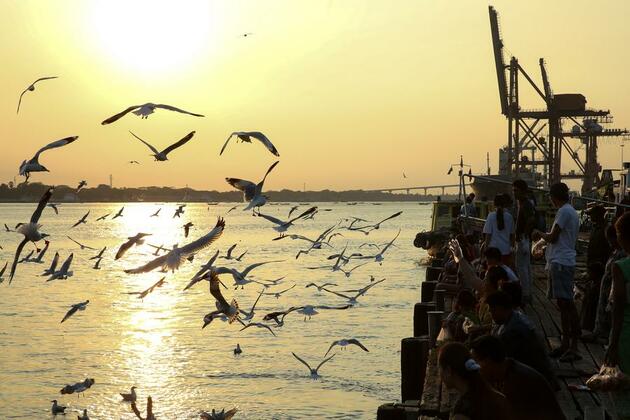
<box><xmin>482</xmin><ymin>195</ymin><xmax>515</xmax><ymax>265</ymax></box>
<box><xmin>532</xmin><ymin>182</ymin><xmax>581</xmax><ymax>362</ymax></box>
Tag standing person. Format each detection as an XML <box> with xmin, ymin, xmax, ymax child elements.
<box><xmin>585</xmin><ymin>205</ymin><xmax>611</xmax><ymax>267</ymax></box>
<box><xmin>460</xmin><ymin>193</ymin><xmax>477</xmax><ymax>217</ymax></box>
<box><xmin>483</xmin><ymin>194</ymin><xmax>515</xmax><ymax>267</ymax></box>
<box><xmin>513</xmin><ymin>179</ymin><xmax>537</xmax><ymax>303</ymax></box>
<box><xmin>438</xmin><ymin>342</ymin><xmax>513</xmax><ymax>420</ymax></box>
<box><xmin>532</xmin><ymin>182</ymin><xmax>581</xmax><ymax>362</ymax></box>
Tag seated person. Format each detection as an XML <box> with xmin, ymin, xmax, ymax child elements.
<box><xmin>442</xmin><ymin>289</ymin><xmax>480</xmax><ymax>342</ymax></box>
<box><xmin>485</xmin><ymin>247</ymin><xmax>519</xmax><ymax>283</ymax></box>
<box><xmin>500</xmin><ymin>281</ymin><xmax>523</xmax><ymax>311</ymax></box>
<box><xmin>487</xmin><ymin>290</ymin><xmax>557</xmax><ymax>387</ymax></box>
<box><xmin>470</xmin><ymin>335</ymin><xmax>566</xmax><ymax>420</ymax></box>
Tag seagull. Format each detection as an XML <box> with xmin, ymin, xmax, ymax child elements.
<box><xmin>9</xmin><ymin>187</ymin><xmax>53</xmax><ymax>283</ymax></box>
<box><xmin>291</xmin><ymin>352</ymin><xmax>336</xmax><ymax>379</ymax></box>
<box><xmin>255</xmin><ymin>206</ymin><xmax>318</xmax><ymax>232</ymax></box>
<box><xmin>131</xmin><ymin>395</ymin><xmax>156</xmax><ymax>420</ymax></box>
<box><xmin>120</xmin><ymin>386</ymin><xmax>137</xmax><ymax>402</ymax></box>
<box><xmin>201</xmin><ymin>272</ymin><xmax>241</xmax><ymax>328</ymax></box>
<box><xmin>234</xmin><ymin>344</ymin><xmax>242</xmax><ymax>355</ymax></box>
<box><xmin>67</xmin><ymin>236</ymin><xmax>97</xmax><ymax>250</ymax></box>
<box><xmin>239</xmin><ymin>289</ymin><xmax>265</xmax><ymax>320</ymax></box>
<box><xmin>339</xmin><ymin>261</ymin><xmax>369</xmax><ymax>278</ymax></box>
<box><xmin>18</xmin><ymin>250</ymin><xmax>34</xmax><ymax>263</ymax></box>
<box><xmin>71</xmin><ymin>210</ymin><xmax>90</xmax><ymax>228</ymax></box>
<box><xmin>42</xmin><ymin>251</ymin><xmax>59</xmax><ymax>276</ymax></box>
<box><xmin>220</xmin><ymin>131</ymin><xmax>280</xmax><ymax>157</ymax></box>
<box><xmin>240</xmin><ymin>322</ymin><xmax>276</xmax><ymax>336</ymax></box>
<box><xmin>361</xmin><ymin>230</ymin><xmax>400</xmax><ymax>264</ymax></box>
<box><xmin>150</xmin><ymin>208</ymin><xmax>161</xmax><ymax>217</ymax></box>
<box><xmin>183</xmin><ymin>222</ymin><xmax>193</xmax><ymax>238</ymax></box>
<box><xmin>102</xmin><ymin>103</ymin><xmax>204</xmax><ymax>125</ymax></box>
<box><xmin>262</xmin><ymin>306</ymin><xmax>302</xmax><ymax>327</ymax></box>
<box><xmin>296</xmin><ymin>304</ymin><xmax>352</xmax><ymax>321</ymax></box>
<box><xmin>4</xmin><ymin>223</ymin><xmax>13</xmax><ymax>232</ymax></box>
<box><xmin>78</xmin><ymin>408</ymin><xmax>90</xmax><ymax>420</ymax></box>
<box><xmin>130</xmin><ymin>131</ymin><xmax>196</xmax><ymax>161</ymax></box>
<box><xmin>60</xmin><ymin>378</ymin><xmax>95</xmax><ymax>397</ymax></box>
<box><xmin>90</xmin><ymin>246</ymin><xmax>106</xmax><ymax>260</ymax></box>
<box><xmin>305</xmin><ymin>282</ymin><xmax>338</xmax><ymax>291</ymax></box>
<box><xmin>147</xmin><ymin>243</ymin><xmax>168</xmax><ymax>256</ymax></box>
<box><xmin>48</xmin><ymin>203</ymin><xmax>60</xmax><ymax>214</ymax></box>
<box><xmin>92</xmin><ymin>257</ymin><xmax>102</xmax><ymax>270</ymax></box>
<box><xmin>76</xmin><ymin>180</ymin><xmax>87</xmax><ymax>192</ymax></box>
<box><xmin>96</xmin><ymin>213</ymin><xmax>111</xmax><ymax>221</ymax></box>
<box><xmin>27</xmin><ymin>240</ymin><xmax>49</xmax><ymax>263</ymax></box>
<box><xmin>129</xmin><ymin>160</ymin><xmax>140</xmax><ymax>165</ymax></box>
<box><xmin>324</xmin><ymin>339</ymin><xmax>369</xmax><ymax>357</ymax></box>
<box><xmin>287</xmin><ymin>205</ymin><xmax>299</xmax><ymax>218</ymax></box>
<box><xmin>173</xmin><ymin>204</ymin><xmax>186</xmax><ymax>218</ymax></box>
<box><xmin>51</xmin><ymin>399</ymin><xmax>66</xmax><ymax>415</ymax></box>
<box><xmin>200</xmin><ymin>408</ymin><xmax>238</xmax><ymax>420</ymax></box>
<box><xmin>349</xmin><ymin>211</ymin><xmax>403</xmax><ymax>234</ymax></box>
<box><xmin>126</xmin><ymin>277</ymin><xmax>166</xmax><ymax>299</ymax></box>
<box><xmin>220</xmin><ymin>244</ymin><xmax>238</xmax><ymax>260</ymax></box>
<box><xmin>262</xmin><ymin>284</ymin><xmax>296</xmax><ymax>299</ymax></box>
<box><xmin>319</xmin><ymin>278</ymin><xmax>386</xmax><ymax>304</ymax></box>
<box><xmin>47</xmin><ymin>253</ymin><xmax>74</xmax><ymax>281</ymax></box>
<box><xmin>60</xmin><ymin>300</ymin><xmax>89</xmax><ymax>323</ymax></box>
<box><xmin>16</xmin><ymin>76</ymin><xmax>58</xmax><ymax>114</ymax></box>
<box><xmin>0</xmin><ymin>262</ymin><xmax>8</xmax><ymax>283</ymax></box>
<box><xmin>125</xmin><ymin>218</ymin><xmax>225</xmax><ymax>274</ymax></box>
<box><xmin>19</xmin><ymin>136</ymin><xmax>78</xmax><ymax>180</ymax></box>
<box><xmin>226</xmin><ymin>205</ymin><xmax>238</xmax><ymax>214</ymax></box>
<box><xmin>241</xmin><ymin>32</ymin><xmax>253</xmax><ymax>37</ymax></box>
<box><xmin>112</xmin><ymin>207</ymin><xmax>125</xmax><ymax>219</ymax></box>
<box><xmin>184</xmin><ymin>251</ymin><xmax>221</xmax><ymax>289</ymax></box>
<box><xmin>227</xmin><ymin>260</ymin><xmax>283</xmax><ymax>289</ymax></box>
<box><xmin>116</xmin><ymin>233</ymin><xmax>151</xmax><ymax>260</ymax></box>
<box><xmin>226</xmin><ymin>160</ymin><xmax>279</xmax><ymax>212</ymax></box>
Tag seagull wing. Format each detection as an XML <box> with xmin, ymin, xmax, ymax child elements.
<box><xmin>291</xmin><ymin>352</ymin><xmax>313</xmax><ymax>371</ymax></box>
<box><xmin>219</xmin><ymin>132</ymin><xmax>237</xmax><ymax>155</ymax></box>
<box><xmin>161</xmin><ymin>131</ymin><xmax>195</xmax><ymax>156</ymax></box>
<box><xmin>257</xmin><ymin>160</ymin><xmax>280</xmax><ymax>192</ymax></box>
<box><xmin>348</xmin><ymin>338</ymin><xmax>369</xmax><ymax>352</ymax></box>
<box><xmin>256</xmin><ymin>212</ymin><xmax>285</xmax><ymax>226</ymax></box>
<box><xmin>32</xmin><ymin>76</ymin><xmax>59</xmax><ymax>84</ymax></box>
<box><xmin>324</xmin><ymin>340</ymin><xmax>340</xmax><ymax>357</ymax></box>
<box><xmin>249</xmin><ymin>131</ymin><xmax>280</xmax><ymax>157</ymax></box>
<box><xmin>60</xmin><ymin>304</ymin><xmax>81</xmax><ymax>323</ymax></box>
<box><xmin>225</xmin><ymin>243</ymin><xmax>237</xmax><ymax>258</ymax></box>
<box><xmin>0</xmin><ymin>262</ymin><xmax>7</xmax><ymax>277</ymax></box>
<box><xmin>46</xmin><ymin>252</ymin><xmax>59</xmax><ymax>273</ymax></box>
<box><xmin>287</xmin><ymin>206</ymin><xmax>318</xmax><ymax>224</ymax></box>
<box><xmin>380</xmin><ymin>229</ymin><xmax>401</xmax><ymax>254</ymax></box>
<box><xmin>208</xmin><ymin>272</ymin><xmax>230</xmax><ymax>307</ymax></box>
<box><xmin>58</xmin><ymin>253</ymin><xmax>74</xmax><ymax>273</ymax></box>
<box><xmin>225</xmin><ymin>178</ymin><xmax>257</xmax><ymax>201</ymax></box>
<box><xmin>101</xmin><ymin>105</ymin><xmax>142</xmax><ymax>125</ymax></box>
<box><xmin>317</xmin><ymin>304</ymin><xmax>353</xmax><ymax>311</ymax></box>
<box><xmin>30</xmin><ymin>187</ymin><xmax>54</xmax><ymax>223</ymax></box>
<box><xmin>31</xmin><ymin>136</ymin><xmax>78</xmax><ymax>163</ymax></box>
<box><xmin>115</xmin><ymin>239</ymin><xmax>136</xmax><ymax>260</ymax></box>
<box><xmin>16</xmin><ymin>89</ymin><xmax>28</xmax><ymax>114</ymax></box>
<box><xmin>129</xmin><ymin>131</ymin><xmax>159</xmax><ymax>155</ymax></box>
<box><xmin>176</xmin><ymin>218</ymin><xmax>225</xmax><ymax>257</ymax></box>
<box><xmin>154</xmin><ymin>103</ymin><xmax>204</xmax><ymax>117</ymax></box>
<box><xmin>316</xmin><ymin>353</ymin><xmax>336</xmax><ymax>371</ymax></box>
<box><xmin>240</xmin><ymin>259</ymin><xmax>282</xmax><ymax>278</ymax></box>
<box><xmin>124</xmin><ymin>255</ymin><xmax>168</xmax><ymax>274</ymax></box>
<box><xmin>9</xmin><ymin>238</ymin><xmax>28</xmax><ymax>283</ymax></box>
<box><xmin>376</xmin><ymin>211</ymin><xmax>403</xmax><ymax>226</ymax></box>
<box><xmin>319</xmin><ymin>287</ymin><xmax>352</xmax><ymax>300</ymax></box>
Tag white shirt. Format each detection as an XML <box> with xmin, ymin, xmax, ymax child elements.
<box><xmin>483</xmin><ymin>210</ymin><xmax>515</xmax><ymax>255</ymax></box>
<box><xmin>500</xmin><ymin>264</ymin><xmax>519</xmax><ymax>282</ymax></box>
<box><xmin>546</xmin><ymin>203</ymin><xmax>579</xmax><ymax>267</ymax></box>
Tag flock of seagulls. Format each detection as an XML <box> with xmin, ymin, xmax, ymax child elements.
<box><xmin>6</xmin><ymin>77</ymin><xmax>406</xmax><ymax>418</ymax></box>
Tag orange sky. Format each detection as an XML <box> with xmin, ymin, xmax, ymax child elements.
<box><xmin>1</xmin><ymin>0</ymin><xmax>629</xmax><ymax>192</ymax></box>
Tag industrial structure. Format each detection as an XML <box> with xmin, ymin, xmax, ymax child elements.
<box><xmin>488</xmin><ymin>6</ymin><xmax>628</xmax><ymax>194</ymax></box>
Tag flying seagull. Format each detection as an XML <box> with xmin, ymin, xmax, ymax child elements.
<box><xmin>125</xmin><ymin>218</ymin><xmax>224</xmax><ymax>274</ymax></box>
<box><xmin>60</xmin><ymin>300</ymin><xmax>89</xmax><ymax>323</ymax></box>
<box><xmin>129</xmin><ymin>131</ymin><xmax>196</xmax><ymax>161</ymax></box>
<box><xmin>240</xmin><ymin>322</ymin><xmax>276</xmax><ymax>336</ymax></box>
<box><xmin>0</xmin><ymin>262</ymin><xmax>8</xmax><ymax>283</ymax></box>
<box><xmin>67</xmin><ymin>236</ymin><xmax>97</xmax><ymax>250</ymax></box>
<box><xmin>96</xmin><ymin>213</ymin><xmax>111</xmax><ymax>221</ymax></box>
<box><xmin>226</xmin><ymin>160</ymin><xmax>279</xmax><ymax>212</ymax></box>
<box><xmin>319</xmin><ymin>278</ymin><xmax>386</xmax><ymax>304</ymax></box>
<box><xmin>173</xmin><ymin>204</ymin><xmax>186</xmax><ymax>218</ymax></box>
<box><xmin>291</xmin><ymin>352</ymin><xmax>336</xmax><ymax>379</ymax></box>
<box><xmin>129</xmin><ymin>160</ymin><xmax>140</xmax><ymax>164</ymax></box>
<box><xmin>201</xmin><ymin>271</ymin><xmax>241</xmax><ymax>328</ymax></box>
<box><xmin>9</xmin><ymin>187</ymin><xmax>53</xmax><ymax>282</ymax></box>
<box><xmin>305</xmin><ymin>282</ymin><xmax>338</xmax><ymax>291</ymax></box>
<box><xmin>116</xmin><ymin>233</ymin><xmax>151</xmax><ymax>260</ymax></box>
<box><xmin>101</xmin><ymin>103</ymin><xmax>204</xmax><ymax>125</ymax></box>
<box><xmin>150</xmin><ymin>208</ymin><xmax>161</xmax><ymax>217</ymax></box>
<box><xmin>19</xmin><ymin>136</ymin><xmax>78</xmax><ymax>180</ymax></box>
<box><xmin>60</xmin><ymin>378</ymin><xmax>95</xmax><ymax>397</ymax></box>
<box><xmin>183</xmin><ymin>222</ymin><xmax>193</xmax><ymax>238</ymax></box>
<box><xmin>262</xmin><ymin>284</ymin><xmax>296</xmax><ymax>299</ymax></box>
<box><xmin>71</xmin><ymin>210</ymin><xmax>90</xmax><ymax>228</ymax></box>
<box><xmin>296</xmin><ymin>304</ymin><xmax>352</xmax><ymax>321</ymax></box>
<box><xmin>239</xmin><ymin>289</ymin><xmax>265</xmax><ymax>320</ymax></box>
<box><xmin>93</xmin><ymin>257</ymin><xmax>102</xmax><ymax>270</ymax></box>
<box><xmin>126</xmin><ymin>277</ymin><xmax>167</xmax><ymax>299</ymax></box>
<box><xmin>17</xmin><ymin>76</ymin><xmax>58</xmax><ymax>114</ymax></box>
<box><xmin>112</xmin><ymin>207</ymin><xmax>124</xmax><ymax>219</ymax></box>
<box><xmin>76</xmin><ymin>180</ymin><xmax>87</xmax><ymax>192</ymax></box>
<box><xmin>46</xmin><ymin>253</ymin><xmax>74</xmax><ymax>281</ymax></box>
<box><xmin>256</xmin><ymin>206</ymin><xmax>318</xmax><ymax>232</ymax></box>
<box><xmin>27</xmin><ymin>240</ymin><xmax>50</xmax><ymax>263</ymax></box>
<box><xmin>90</xmin><ymin>246</ymin><xmax>106</xmax><ymax>260</ymax></box>
<box><xmin>42</xmin><ymin>251</ymin><xmax>59</xmax><ymax>276</ymax></box>
<box><xmin>324</xmin><ymin>338</ymin><xmax>369</xmax><ymax>357</ymax></box>
<box><xmin>220</xmin><ymin>131</ymin><xmax>280</xmax><ymax>157</ymax></box>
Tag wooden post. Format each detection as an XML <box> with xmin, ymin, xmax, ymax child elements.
<box><xmin>434</xmin><ymin>289</ymin><xmax>446</xmax><ymax>312</ymax></box>
<box><xmin>401</xmin><ymin>336</ymin><xmax>430</xmax><ymax>402</ymax></box>
<box><xmin>413</xmin><ymin>302</ymin><xmax>436</xmax><ymax>337</ymax></box>
<box><xmin>421</xmin><ymin>281</ymin><xmax>438</xmax><ymax>303</ymax></box>
<box><xmin>427</xmin><ymin>311</ymin><xmax>445</xmax><ymax>347</ymax></box>
<box><xmin>431</xmin><ymin>258</ymin><xmax>444</xmax><ymax>268</ymax></box>
<box><xmin>425</xmin><ymin>266</ymin><xmax>442</xmax><ymax>282</ymax></box>
<box><xmin>376</xmin><ymin>403</ymin><xmax>406</xmax><ymax>420</ymax></box>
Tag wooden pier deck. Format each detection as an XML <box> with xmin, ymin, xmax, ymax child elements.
<box><xmin>414</xmin><ymin>262</ymin><xmax>619</xmax><ymax>420</ymax></box>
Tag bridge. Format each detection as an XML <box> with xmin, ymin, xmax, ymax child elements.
<box><xmin>364</xmin><ymin>183</ymin><xmax>471</xmax><ymax>195</ymax></box>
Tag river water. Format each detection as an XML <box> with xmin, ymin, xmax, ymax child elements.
<box><xmin>0</xmin><ymin>202</ymin><xmax>431</xmax><ymax>419</ymax></box>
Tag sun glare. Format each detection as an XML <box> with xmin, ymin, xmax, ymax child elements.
<box><xmin>87</xmin><ymin>0</ymin><xmax>219</xmax><ymax>74</ymax></box>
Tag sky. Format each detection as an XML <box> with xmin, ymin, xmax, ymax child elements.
<box><xmin>1</xmin><ymin>0</ymin><xmax>629</xmax><ymax>192</ymax></box>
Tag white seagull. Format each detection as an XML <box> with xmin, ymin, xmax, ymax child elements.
<box><xmin>129</xmin><ymin>131</ymin><xmax>195</xmax><ymax>161</ymax></box>
<box><xmin>291</xmin><ymin>352</ymin><xmax>336</xmax><ymax>379</ymax></box>
<box><xmin>238</xmin><ymin>289</ymin><xmax>265</xmax><ymax>320</ymax></box>
<box><xmin>220</xmin><ymin>131</ymin><xmax>280</xmax><ymax>157</ymax></box>
<box><xmin>319</xmin><ymin>278</ymin><xmax>386</xmax><ymax>304</ymax></box>
<box><xmin>305</xmin><ymin>282</ymin><xmax>338</xmax><ymax>291</ymax></box>
<box><xmin>201</xmin><ymin>272</ymin><xmax>241</xmax><ymax>328</ymax></box>
<box><xmin>46</xmin><ymin>253</ymin><xmax>74</xmax><ymax>281</ymax></box>
<box><xmin>19</xmin><ymin>136</ymin><xmax>78</xmax><ymax>180</ymax></box>
<box><xmin>324</xmin><ymin>338</ymin><xmax>369</xmax><ymax>357</ymax></box>
<box><xmin>226</xmin><ymin>160</ymin><xmax>279</xmax><ymax>211</ymax></box>
<box><xmin>255</xmin><ymin>206</ymin><xmax>318</xmax><ymax>232</ymax></box>
<box><xmin>16</xmin><ymin>76</ymin><xmax>58</xmax><ymax>114</ymax></box>
<box><xmin>101</xmin><ymin>103</ymin><xmax>204</xmax><ymax>125</ymax></box>
<box><xmin>67</xmin><ymin>236</ymin><xmax>97</xmax><ymax>250</ymax></box>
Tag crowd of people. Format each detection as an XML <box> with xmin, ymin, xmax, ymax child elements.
<box><xmin>438</xmin><ymin>180</ymin><xmax>630</xmax><ymax>420</ymax></box>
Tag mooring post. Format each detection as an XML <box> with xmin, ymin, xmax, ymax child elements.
<box><xmin>425</xmin><ymin>266</ymin><xmax>442</xmax><ymax>282</ymax></box>
<box><xmin>413</xmin><ymin>302</ymin><xmax>436</xmax><ymax>337</ymax></box>
<box><xmin>401</xmin><ymin>336</ymin><xmax>430</xmax><ymax>402</ymax></box>
<box><xmin>434</xmin><ymin>289</ymin><xmax>446</xmax><ymax>312</ymax></box>
<box><xmin>427</xmin><ymin>311</ymin><xmax>445</xmax><ymax>347</ymax></box>
<box><xmin>376</xmin><ymin>403</ymin><xmax>406</xmax><ymax>420</ymax></box>
<box><xmin>420</xmin><ymin>281</ymin><xmax>438</xmax><ymax>303</ymax></box>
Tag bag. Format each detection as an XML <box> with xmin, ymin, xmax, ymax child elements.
<box><xmin>586</xmin><ymin>365</ymin><xmax>630</xmax><ymax>391</ymax></box>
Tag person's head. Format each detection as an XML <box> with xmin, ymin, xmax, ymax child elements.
<box><xmin>493</xmin><ymin>194</ymin><xmax>504</xmax><ymax>208</ymax></box>
<box><xmin>549</xmin><ymin>182</ymin><xmax>570</xmax><ymax>208</ymax></box>
<box><xmin>485</xmin><ymin>266</ymin><xmax>509</xmax><ymax>293</ymax></box>
<box><xmin>484</xmin><ymin>247</ymin><xmax>502</xmax><ymax>267</ymax></box>
<box><xmin>465</xmin><ymin>196</ymin><xmax>473</xmax><ymax>204</ymax></box>
<box><xmin>615</xmin><ymin>212</ymin><xmax>630</xmax><ymax>254</ymax></box>
<box><xmin>586</xmin><ymin>205</ymin><xmax>606</xmax><ymax>225</ymax></box>
<box><xmin>606</xmin><ymin>224</ymin><xmax>620</xmax><ymax>249</ymax></box>
<box><xmin>587</xmin><ymin>262</ymin><xmax>605</xmax><ymax>282</ymax></box>
<box><xmin>486</xmin><ymin>290</ymin><xmax>513</xmax><ymax>324</ymax></box>
<box><xmin>455</xmin><ymin>289</ymin><xmax>477</xmax><ymax>312</ymax></box>
<box><xmin>499</xmin><ymin>281</ymin><xmax>522</xmax><ymax>308</ymax></box>
<box><xmin>512</xmin><ymin>179</ymin><xmax>529</xmax><ymax>201</ymax></box>
<box><xmin>438</xmin><ymin>342</ymin><xmax>481</xmax><ymax>390</ymax></box>
<box><xmin>469</xmin><ymin>193</ymin><xmax>476</xmax><ymax>202</ymax></box>
<box><xmin>470</xmin><ymin>335</ymin><xmax>507</xmax><ymax>382</ymax></box>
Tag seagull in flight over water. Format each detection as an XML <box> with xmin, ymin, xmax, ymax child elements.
<box><xmin>129</xmin><ymin>131</ymin><xmax>196</xmax><ymax>161</ymax></box>
<box><xmin>71</xmin><ymin>210</ymin><xmax>89</xmax><ymax>228</ymax></box>
<box><xmin>116</xmin><ymin>233</ymin><xmax>151</xmax><ymax>260</ymax></box>
<box><xmin>324</xmin><ymin>338</ymin><xmax>369</xmax><ymax>357</ymax></box>
<box><xmin>256</xmin><ymin>206</ymin><xmax>318</xmax><ymax>232</ymax></box>
<box><xmin>226</xmin><ymin>161</ymin><xmax>279</xmax><ymax>212</ymax></box>
<box><xmin>291</xmin><ymin>352</ymin><xmax>336</xmax><ymax>379</ymax></box>
<box><xmin>42</xmin><ymin>251</ymin><xmax>59</xmax><ymax>276</ymax></box>
<box><xmin>101</xmin><ymin>103</ymin><xmax>204</xmax><ymax>125</ymax></box>
<box><xmin>67</xmin><ymin>236</ymin><xmax>97</xmax><ymax>250</ymax></box>
<box><xmin>126</xmin><ymin>277</ymin><xmax>166</xmax><ymax>299</ymax></box>
<box><xmin>220</xmin><ymin>131</ymin><xmax>280</xmax><ymax>157</ymax></box>
<box><xmin>17</xmin><ymin>76</ymin><xmax>58</xmax><ymax>114</ymax></box>
<box><xmin>60</xmin><ymin>300</ymin><xmax>89</xmax><ymax>323</ymax></box>
<box><xmin>18</xmin><ymin>136</ymin><xmax>78</xmax><ymax>180</ymax></box>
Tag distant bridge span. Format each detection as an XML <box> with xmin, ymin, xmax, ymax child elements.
<box><xmin>364</xmin><ymin>183</ymin><xmax>471</xmax><ymax>195</ymax></box>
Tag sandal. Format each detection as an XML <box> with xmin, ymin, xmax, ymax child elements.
<box><xmin>559</xmin><ymin>350</ymin><xmax>582</xmax><ymax>363</ymax></box>
<box><xmin>549</xmin><ymin>347</ymin><xmax>568</xmax><ymax>358</ymax></box>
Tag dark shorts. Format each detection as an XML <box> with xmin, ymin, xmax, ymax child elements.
<box><xmin>548</xmin><ymin>262</ymin><xmax>575</xmax><ymax>300</ymax></box>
